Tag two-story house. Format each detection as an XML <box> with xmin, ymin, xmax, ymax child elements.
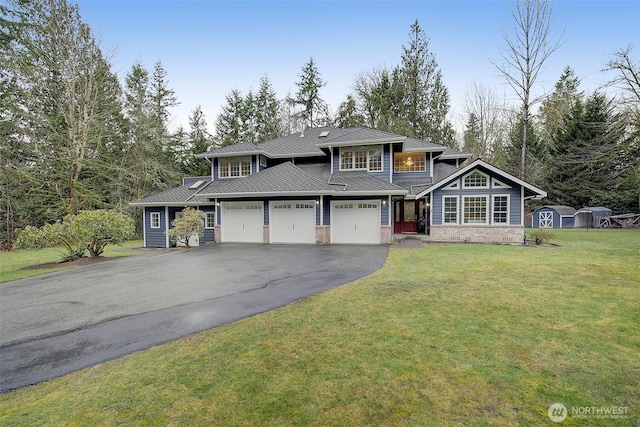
<box><xmin>130</xmin><ymin>127</ymin><xmax>546</xmax><ymax>246</ymax></box>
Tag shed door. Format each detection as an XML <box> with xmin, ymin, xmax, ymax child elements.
<box><xmin>270</xmin><ymin>201</ymin><xmax>316</xmax><ymax>244</ymax></box>
<box><xmin>221</xmin><ymin>202</ymin><xmax>264</xmax><ymax>243</ymax></box>
<box><xmin>331</xmin><ymin>200</ymin><xmax>380</xmax><ymax>244</ymax></box>
<box><xmin>539</xmin><ymin>211</ymin><xmax>553</xmax><ymax>228</ymax></box>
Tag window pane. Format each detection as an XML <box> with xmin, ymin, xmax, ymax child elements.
<box><xmin>464</xmin><ymin>196</ymin><xmax>487</xmax><ymax>224</ymax></box>
<box><xmin>394</xmin><ymin>153</ymin><xmax>426</xmax><ymax>173</ymax></box>
<box><xmin>354</xmin><ymin>151</ymin><xmax>367</xmax><ymax>169</ymax></box>
<box><xmin>341</xmin><ymin>150</ymin><xmax>353</xmax><ymax>169</ymax></box>
<box><xmin>240</xmin><ymin>160</ymin><xmax>251</xmax><ymax>176</ymax></box>
<box><xmin>493</xmin><ymin>196</ymin><xmax>508</xmax><ymax>224</ymax></box>
<box><xmin>464</xmin><ymin>171</ymin><xmax>488</xmax><ymax>187</ymax></box>
<box><xmin>369</xmin><ymin>149</ymin><xmax>382</xmax><ymax>171</ymax></box>
<box><xmin>219</xmin><ymin>160</ymin><xmax>229</xmax><ymax>177</ymax></box>
<box><xmin>444</xmin><ymin>197</ymin><xmax>457</xmax><ymax>224</ymax></box>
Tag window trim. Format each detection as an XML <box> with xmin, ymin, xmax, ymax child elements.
<box><xmin>218</xmin><ymin>156</ymin><xmax>252</xmax><ymax>179</ymax></box>
<box><xmin>150</xmin><ymin>212</ymin><xmax>161</xmax><ymax>229</ymax></box>
<box><xmin>339</xmin><ymin>145</ymin><xmax>384</xmax><ymax>172</ymax></box>
<box><xmin>492</xmin><ymin>194</ymin><xmax>510</xmax><ymax>225</ymax></box>
<box><xmin>462</xmin><ymin>195</ymin><xmax>489</xmax><ymax>224</ymax></box>
<box><xmin>205</xmin><ymin>212</ymin><xmax>215</xmax><ymax>229</ymax></box>
<box><xmin>462</xmin><ymin>170</ymin><xmax>490</xmax><ymax>189</ymax></box>
<box><xmin>442</xmin><ymin>195</ymin><xmax>459</xmax><ymax>224</ymax></box>
<box><xmin>393</xmin><ymin>152</ymin><xmax>427</xmax><ymax>173</ymax></box>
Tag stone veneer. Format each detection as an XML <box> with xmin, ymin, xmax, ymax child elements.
<box><xmin>315</xmin><ymin>225</ymin><xmax>330</xmax><ymax>245</ymax></box>
<box><xmin>380</xmin><ymin>225</ymin><xmax>392</xmax><ymax>244</ymax></box>
<box><xmin>430</xmin><ymin>225</ymin><xmax>525</xmax><ymax>244</ymax></box>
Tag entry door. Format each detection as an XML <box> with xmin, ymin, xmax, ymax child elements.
<box><xmin>394</xmin><ymin>200</ymin><xmax>418</xmax><ymax>233</ymax></box>
<box><xmin>539</xmin><ymin>211</ymin><xmax>553</xmax><ymax>228</ymax></box>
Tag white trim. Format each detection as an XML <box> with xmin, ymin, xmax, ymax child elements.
<box><xmin>393</xmin><ymin>152</ymin><xmax>427</xmax><ymax>173</ymax></box>
<box><xmin>539</xmin><ymin>211</ymin><xmax>554</xmax><ymax>228</ymax></box>
<box><xmin>338</xmin><ymin>145</ymin><xmax>384</xmax><ymax>172</ymax></box>
<box><xmin>521</xmin><ymin>186</ymin><xmax>525</xmax><ymax>226</ymax></box>
<box><xmin>462</xmin><ymin>194</ymin><xmax>489</xmax><ymax>225</ymax></box>
<box><xmin>442</xmin><ymin>195</ymin><xmax>459</xmax><ymax>225</ymax></box>
<box><xmin>143</xmin><ymin>208</ymin><xmax>148</xmax><ymax>247</ymax></box>
<box><xmin>150</xmin><ymin>211</ymin><xmax>161</xmax><ymax>229</ymax></box>
<box><xmin>492</xmin><ymin>177</ymin><xmax>511</xmax><ymax>189</ymax></box>
<box><xmin>462</xmin><ymin>170</ymin><xmax>490</xmax><ymax>189</ymax></box>
<box><xmin>491</xmin><ymin>194</ymin><xmax>510</xmax><ymax>225</ymax></box>
<box><xmin>429</xmin><ymin>152</ymin><xmax>434</xmax><ymax>178</ymax></box>
<box><xmin>414</xmin><ymin>159</ymin><xmax>547</xmax><ymax>199</ymax></box>
<box><xmin>388</xmin><ymin>195</ymin><xmax>392</xmax><ymax>226</ymax></box>
<box><xmin>443</xmin><ymin>180</ymin><xmax>459</xmax><ymax>190</ymax></box>
<box><xmin>217</xmin><ymin>156</ymin><xmax>252</xmax><ymax>179</ymax></box>
<box><xmin>165</xmin><ymin>206</ymin><xmax>170</xmax><ymax>248</ymax></box>
<box><xmin>320</xmin><ymin>195</ymin><xmax>324</xmax><ymax>226</ymax></box>
<box><xmin>330</xmin><ymin>146</ymin><xmax>334</xmax><ymax>173</ymax></box>
<box><xmin>389</xmin><ymin>144</ymin><xmax>393</xmax><ymax>182</ymax></box>
<box><xmin>204</xmin><ymin>211</ymin><xmax>215</xmax><ymax>229</ymax></box>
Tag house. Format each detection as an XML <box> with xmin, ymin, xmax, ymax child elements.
<box><xmin>532</xmin><ymin>205</ymin><xmax>577</xmax><ymax>229</ymax></box>
<box><xmin>574</xmin><ymin>207</ymin><xmax>612</xmax><ymax>228</ymax></box>
<box><xmin>130</xmin><ymin>127</ymin><xmax>546</xmax><ymax>247</ymax></box>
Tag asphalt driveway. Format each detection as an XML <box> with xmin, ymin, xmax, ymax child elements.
<box><xmin>0</xmin><ymin>243</ymin><xmax>388</xmax><ymax>392</ymax></box>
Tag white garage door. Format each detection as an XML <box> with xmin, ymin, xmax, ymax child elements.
<box><xmin>221</xmin><ymin>202</ymin><xmax>264</xmax><ymax>243</ymax></box>
<box><xmin>270</xmin><ymin>201</ymin><xmax>316</xmax><ymax>244</ymax></box>
<box><xmin>331</xmin><ymin>200</ymin><xmax>380</xmax><ymax>244</ymax></box>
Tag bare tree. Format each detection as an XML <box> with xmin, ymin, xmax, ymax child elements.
<box><xmin>462</xmin><ymin>82</ymin><xmax>510</xmax><ymax>161</ymax></box>
<box><xmin>493</xmin><ymin>0</ymin><xmax>562</xmax><ymax>179</ymax></box>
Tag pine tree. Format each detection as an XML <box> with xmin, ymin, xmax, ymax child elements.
<box><xmin>291</xmin><ymin>57</ymin><xmax>329</xmax><ymax>128</ymax></box>
<box><xmin>335</xmin><ymin>94</ymin><xmax>366</xmax><ymax>128</ymax></box>
<box><xmin>214</xmin><ymin>89</ymin><xmax>250</xmax><ymax>146</ymax></box>
<box><xmin>254</xmin><ymin>76</ymin><xmax>282</xmax><ymax>142</ymax></box>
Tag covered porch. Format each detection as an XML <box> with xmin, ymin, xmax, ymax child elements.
<box><xmin>393</xmin><ymin>196</ymin><xmax>431</xmax><ymax>237</ymax></box>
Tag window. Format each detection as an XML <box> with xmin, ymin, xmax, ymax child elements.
<box><xmin>219</xmin><ymin>156</ymin><xmax>251</xmax><ymax>178</ymax></box>
<box><xmin>340</xmin><ymin>146</ymin><xmax>383</xmax><ymax>172</ymax></box>
<box><xmin>443</xmin><ymin>196</ymin><xmax>458</xmax><ymax>224</ymax></box>
<box><xmin>463</xmin><ymin>196</ymin><xmax>487</xmax><ymax>224</ymax></box>
<box><xmin>205</xmin><ymin>212</ymin><xmax>215</xmax><ymax>229</ymax></box>
<box><xmin>463</xmin><ymin>171</ymin><xmax>489</xmax><ymax>188</ymax></box>
<box><xmin>150</xmin><ymin>212</ymin><xmax>160</xmax><ymax>228</ymax></box>
<box><xmin>492</xmin><ymin>196</ymin><xmax>509</xmax><ymax>224</ymax></box>
<box><xmin>394</xmin><ymin>153</ymin><xmax>426</xmax><ymax>173</ymax></box>
<box><xmin>259</xmin><ymin>155</ymin><xmax>267</xmax><ymax>168</ymax></box>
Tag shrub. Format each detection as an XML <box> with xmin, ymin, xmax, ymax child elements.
<box><xmin>168</xmin><ymin>208</ymin><xmax>205</xmax><ymax>248</ymax></box>
<box><xmin>14</xmin><ymin>210</ymin><xmax>135</xmax><ymax>261</ymax></box>
<box><xmin>528</xmin><ymin>230</ymin><xmax>556</xmax><ymax>245</ymax></box>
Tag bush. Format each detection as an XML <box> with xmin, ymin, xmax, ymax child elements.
<box><xmin>168</xmin><ymin>208</ymin><xmax>205</xmax><ymax>248</ymax></box>
<box><xmin>14</xmin><ymin>210</ymin><xmax>135</xmax><ymax>261</ymax></box>
<box><xmin>528</xmin><ymin>230</ymin><xmax>556</xmax><ymax>245</ymax></box>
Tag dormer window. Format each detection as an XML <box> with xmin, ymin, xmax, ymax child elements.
<box><xmin>340</xmin><ymin>146</ymin><xmax>383</xmax><ymax>172</ymax></box>
<box><xmin>219</xmin><ymin>156</ymin><xmax>251</xmax><ymax>178</ymax></box>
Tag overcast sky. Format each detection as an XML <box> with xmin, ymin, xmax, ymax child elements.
<box><xmin>74</xmin><ymin>0</ymin><xmax>639</xmax><ymax>135</ymax></box>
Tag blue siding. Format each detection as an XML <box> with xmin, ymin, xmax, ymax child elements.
<box><xmin>532</xmin><ymin>207</ymin><xmax>574</xmax><ymax>229</ymax></box>
<box><xmin>332</xmin><ymin>145</ymin><xmax>391</xmax><ymax>181</ymax></box>
<box><xmin>201</xmin><ymin>206</ymin><xmax>215</xmax><ymax>244</ymax></box>
<box><xmin>144</xmin><ymin>207</ymin><xmax>166</xmax><ymax>248</ymax></box>
<box><xmin>431</xmin><ymin>169</ymin><xmax>523</xmax><ymax>226</ymax></box>
<box><xmin>561</xmin><ymin>216</ymin><xmax>575</xmax><ymax>228</ymax></box>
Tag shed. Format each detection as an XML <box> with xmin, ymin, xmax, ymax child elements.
<box><xmin>574</xmin><ymin>207</ymin><xmax>612</xmax><ymax>228</ymax></box>
<box><xmin>532</xmin><ymin>205</ymin><xmax>576</xmax><ymax>228</ymax></box>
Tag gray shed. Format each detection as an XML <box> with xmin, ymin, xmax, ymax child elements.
<box><xmin>532</xmin><ymin>205</ymin><xmax>577</xmax><ymax>228</ymax></box>
<box><xmin>574</xmin><ymin>207</ymin><xmax>612</xmax><ymax>228</ymax></box>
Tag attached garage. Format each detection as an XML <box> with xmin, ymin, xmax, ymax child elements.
<box><xmin>331</xmin><ymin>200</ymin><xmax>380</xmax><ymax>244</ymax></box>
<box><xmin>221</xmin><ymin>202</ymin><xmax>264</xmax><ymax>243</ymax></box>
<box><xmin>269</xmin><ymin>201</ymin><xmax>317</xmax><ymax>244</ymax></box>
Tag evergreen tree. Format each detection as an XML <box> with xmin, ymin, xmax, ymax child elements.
<box><xmin>462</xmin><ymin>113</ymin><xmax>483</xmax><ymax>159</ymax></box>
<box><xmin>397</xmin><ymin>20</ymin><xmax>454</xmax><ymax>145</ymax></box>
<box><xmin>185</xmin><ymin>106</ymin><xmax>212</xmax><ymax>176</ymax></box>
<box><xmin>254</xmin><ymin>76</ymin><xmax>282</xmax><ymax>142</ymax></box>
<box><xmin>291</xmin><ymin>57</ymin><xmax>329</xmax><ymax>128</ymax></box>
<box><xmin>335</xmin><ymin>94</ymin><xmax>366</xmax><ymax>128</ymax></box>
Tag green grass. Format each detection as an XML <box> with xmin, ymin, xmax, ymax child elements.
<box><xmin>0</xmin><ymin>240</ymin><xmax>143</xmax><ymax>283</ymax></box>
<box><xmin>0</xmin><ymin>230</ymin><xmax>638</xmax><ymax>426</ymax></box>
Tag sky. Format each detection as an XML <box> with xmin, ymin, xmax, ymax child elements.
<box><xmin>73</xmin><ymin>0</ymin><xmax>640</xmax><ymax>135</ymax></box>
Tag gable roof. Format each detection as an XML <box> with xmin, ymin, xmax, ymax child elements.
<box><xmin>129</xmin><ymin>182</ymin><xmax>214</xmax><ymax>206</ymax></box>
<box><xmin>414</xmin><ymin>159</ymin><xmax>547</xmax><ymax>200</ymax></box>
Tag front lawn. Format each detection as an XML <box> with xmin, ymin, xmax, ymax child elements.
<box><xmin>0</xmin><ymin>230</ymin><xmax>638</xmax><ymax>425</ymax></box>
<box><xmin>0</xmin><ymin>240</ymin><xmax>143</xmax><ymax>283</ymax></box>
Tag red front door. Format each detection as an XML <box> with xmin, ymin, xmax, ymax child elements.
<box><xmin>394</xmin><ymin>200</ymin><xmax>418</xmax><ymax>233</ymax></box>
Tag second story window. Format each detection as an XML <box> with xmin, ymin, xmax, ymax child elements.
<box><xmin>340</xmin><ymin>146</ymin><xmax>383</xmax><ymax>172</ymax></box>
<box><xmin>219</xmin><ymin>156</ymin><xmax>251</xmax><ymax>178</ymax></box>
<box><xmin>394</xmin><ymin>153</ymin><xmax>426</xmax><ymax>173</ymax></box>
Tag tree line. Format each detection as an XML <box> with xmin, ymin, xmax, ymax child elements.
<box><xmin>1</xmin><ymin>0</ymin><xmax>638</xmax><ymax>248</ymax></box>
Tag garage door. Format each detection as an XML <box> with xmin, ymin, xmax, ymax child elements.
<box><xmin>331</xmin><ymin>200</ymin><xmax>380</xmax><ymax>244</ymax></box>
<box><xmin>221</xmin><ymin>202</ymin><xmax>264</xmax><ymax>243</ymax></box>
<box><xmin>270</xmin><ymin>201</ymin><xmax>316</xmax><ymax>244</ymax></box>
